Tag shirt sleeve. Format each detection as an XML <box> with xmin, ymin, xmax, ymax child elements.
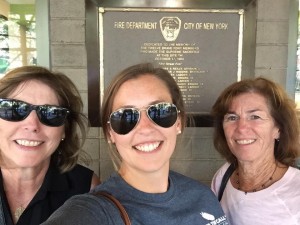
<box><xmin>211</xmin><ymin>162</ymin><xmax>231</xmax><ymax>196</ymax></box>
<box><xmin>40</xmin><ymin>194</ymin><xmax>123</xmax><ymax>225</ymax></box>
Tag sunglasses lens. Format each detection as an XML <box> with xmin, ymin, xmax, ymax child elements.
<box><xmin>37</xmin><ymin>106</ymin><xmax>69</xmax><ymax>127</ymax></box>
<box><xmin>148</xmin><ymin>103</ymin><xmax>178</xmax><ymax>128</ymax></box>
<box><xmin>0</xmin><ymin>99</ymin><xmax>30</xmax><ymax>121</ymax></box>
<box><xmin>110</xmin><ymin>109</ymin><xmax>139</xmax><ymax>135</ymax></box>
<box><xmin>0</xmin><ymin>99</ymin><xmax>69</xmax><ymax>127</ymax></box>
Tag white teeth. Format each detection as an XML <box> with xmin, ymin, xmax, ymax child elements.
<box><xmin>135</xmin><ymin>142</ymin><xmax>160</xmax><ymax>152</ymax></box>
<box><xmin>236</xmin><ymin>139</ymin><xmax>255</xmax><ymax>145</ymax></box>
<box><xmin>16</xmin><ymin>140</ymin><xmax>42</xmax><ymax>147</ymax></box>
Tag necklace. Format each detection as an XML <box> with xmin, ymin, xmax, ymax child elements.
<box><xmin>236</xmin><ymin>163</ymin><xmax>278</xmax><ymax>194</ymax></box>
<box><xmin>14</xmin><ymin>205</ymin><xmax>26</xmax><ymax>222</ymax></box>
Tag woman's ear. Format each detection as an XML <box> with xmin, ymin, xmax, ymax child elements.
<box><xmin>176</xmin><ymin>117</ymin><xmax>182</xmax><ymax>134</ymax></box>
<box><xmin>275</xmin><ymin>128</ymin><xmax>280</xmax><ymax>139</ymax></box>
<box><xmin>108</xmin><ymin>130</ymin><xmax>115</xmax><ymax>143</ymax></box>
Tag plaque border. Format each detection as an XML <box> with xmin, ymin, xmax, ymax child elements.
<box><xmin>97</xmin><ymin>8</ymin><xmax>244</xmax><ymax>127</ymax></box>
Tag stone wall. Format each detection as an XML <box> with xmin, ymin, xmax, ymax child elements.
<box><xmin>255</xmin><ymin>0</ymin><xmax>293</xmax><ymax>86</ymax></box>
<box><xmin>49</xmin><ymin>0</ymin><xmax>101</xmax><ymax>177</ymax></box>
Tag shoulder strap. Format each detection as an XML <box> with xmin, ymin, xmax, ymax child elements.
<box><xmin>93</xmin><ymin>191</ymin><xmax>131</xmax><ymax>225</ymax></box>
<box><xmin>218</xmin><ymin>163</ymin><xmax>235</xmax><ymax>201</ymax></box>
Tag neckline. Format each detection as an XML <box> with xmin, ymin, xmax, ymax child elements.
<box><xmin>112</xmin><ymin>172</ymin><xmax>176</xmax><ymax>203</ymax></box>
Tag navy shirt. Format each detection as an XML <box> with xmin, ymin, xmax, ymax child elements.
<box><xmin>42</xmin><ymin>171</ymin><xmax>229</xmax><ymax>225</ymax></box>
<box><xmin>0</xmin><ymin>164</ymin><xmax>93</xmax><ymax>225</ymax></box>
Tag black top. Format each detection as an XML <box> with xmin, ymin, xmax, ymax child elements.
<box><xmin>0</xmin><ymin>164</ymin><xmax>93</xmax><ymax>225</ymax></box>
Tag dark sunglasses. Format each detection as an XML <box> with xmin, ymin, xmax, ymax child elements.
<box><xmin>0</xmin><ymin>98</ymin><xmax>70</xmax><ymax>127</ymax></box>
<box><xmin>108</xmin><ymin>102</ymin><xmax>179</xmax><ymax>135</ymax></box>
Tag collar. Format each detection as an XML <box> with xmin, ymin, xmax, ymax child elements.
<box><xmin>42</xmin><ymin>164</ymin><xmax>69</xmax><ymax>192</ymax></box>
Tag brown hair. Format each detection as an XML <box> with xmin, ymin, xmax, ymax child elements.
<box><xmin>101</xmin><ymin>63</ymin><xmax>186</xmax><ymax>169</ymax></box>
<box><xmin>0</xmin><ymin>66</ymin><xmax>89</xmax><ymax>172</ymax></box>
<box><xmin>211</xmin><ymin>77</ymin><xmax>300</xmax><ymax>166</ymax></box>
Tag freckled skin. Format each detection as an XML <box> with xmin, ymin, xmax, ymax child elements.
<box><xmin>223</xmin><ymin>92</ymin><xmax>279</xmax><ymax>165</ymax></box>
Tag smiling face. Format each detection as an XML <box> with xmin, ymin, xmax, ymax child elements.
<box><xmin>109</xmin><ymin>74</ymin><xmax>181</xmax><ymax>176</ymax></box>
<box><xmin>0</xmin><ymin>80</ymin><xmax>65</xmax><ymax>170</ymax></box>
<box><xmin>222</xmin><ymin>92</ymin><xmax>280</xmax><ymax>164</ymax></box>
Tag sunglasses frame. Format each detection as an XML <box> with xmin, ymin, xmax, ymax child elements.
<box><xmin>0</xmin><ymin>98</ymin><xmax>70</xmax><ymax>127</ymax></box>
<box><xmin>108</xmin><ymin>102</ymin><xmax>180</xmax><ymax>135</ymax></box>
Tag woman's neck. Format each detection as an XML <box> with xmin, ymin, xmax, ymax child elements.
<box><xmin>232</xmin><ymin>160</ymin><xmax>288</xmax><ymax>193</ymax></box>
<box><xmin>1</xmin><ymin>164</ymin><xmax>49</xmax><ymax>223</ymax></box>
<box><xmin>119</xmin><ymin>166</ymin><xmax>169</xmax><ymax>193</ymax></box>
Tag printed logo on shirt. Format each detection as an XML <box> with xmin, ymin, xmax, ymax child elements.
<box><xmin>200</xmin><ymin>212</ymin><xmax>229</xmax><ymax>225</ymax></box>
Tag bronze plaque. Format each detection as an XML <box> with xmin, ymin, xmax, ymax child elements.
<box><xmin>100</xmin><ymin>8</ymin><xmax>243</xmax><ymax>114</ymax></box>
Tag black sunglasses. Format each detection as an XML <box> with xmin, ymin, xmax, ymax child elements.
<box><xmin>0</xmin><ymin>98</ymin><xmax>70</xmax><ymax>127</ymax></box>
<box><xmin>108</xmin><ymin>102</ymin><xmax>179</xmax><ymax>135</ymax></box>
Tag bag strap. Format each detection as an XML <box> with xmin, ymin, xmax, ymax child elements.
<box><xmin>93</xmin><ymin>191</ymin><xmax>131</xmax><ymax>225</ymax></box>
<box><xmin>218</xmin><ymin>163</ymin><xmax>235</xmax><ymax>201</ymax></box>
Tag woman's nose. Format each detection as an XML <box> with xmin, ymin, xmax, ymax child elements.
<box><xmin>136</xmin><ymin>110</ymin><xmax>154</xmax><ymax>129</ymax></box>
<box><xmin>23</xmin><ymin>110</ymin><xmax>41</xmax><ymax>132</ymax></box>
<box><xmin>236</xmin><ymin>118</ymin><xmax>249</xmax><ymax>130</ymax></box>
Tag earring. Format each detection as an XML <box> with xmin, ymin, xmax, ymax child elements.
<box><xmin>177</xmin><ymin>130</ymin><xmax>181</xmax><ymax>134</ymax></box>
<box><xmin>61</xmin><ymin>138</ymin><xmax>64</xmax><ymax>141</ymax></box>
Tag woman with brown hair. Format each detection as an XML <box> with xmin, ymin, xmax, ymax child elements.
<box><xmin>211</xmin><ymin>77</ymin><xmax>300</xmax><ymax>224</ymax></box>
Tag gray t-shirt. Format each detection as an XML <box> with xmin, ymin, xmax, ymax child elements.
<box><xmin>41</xmin><ymin>171</ymin><xmax>229</xmax><ymax>225</ymax></box>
